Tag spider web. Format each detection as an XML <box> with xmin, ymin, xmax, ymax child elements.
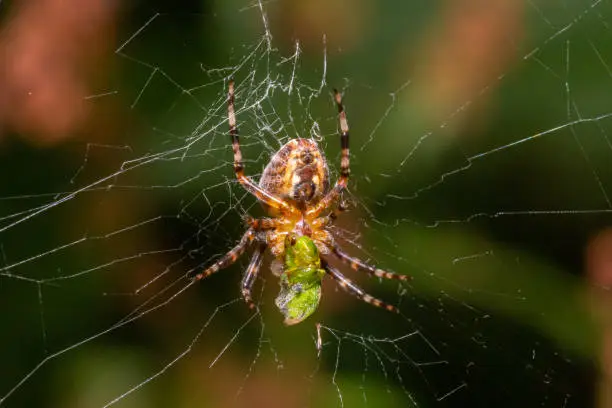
<box><xmin>1</xmin><ymin>0</ymin><xmax>610</xmax><ymax>407</ymax></box>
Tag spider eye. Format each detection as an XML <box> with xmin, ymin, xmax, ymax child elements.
<box><xmin>290</xmin><ymin>235</ymin><xmax>297</xmax><ymax>246</ymax></box>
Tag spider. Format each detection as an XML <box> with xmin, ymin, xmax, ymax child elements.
<box><xmin>193</xmin><ymin>80</ymin><xmax>408</xmax><ymax>325</ymax></box>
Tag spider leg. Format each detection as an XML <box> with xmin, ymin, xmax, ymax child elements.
<box><xmin>246</xmin><ymin>216</ymin><xmax>289</xmax><ymax>231</ymax></box>
<box><xmin>306</xmin><ymin>89</ymin><xmax>350</xmax><ymax>218</ymax></box>
<box><xmin>193</xmin><ymin>228</ymin><xmax>255</xmax><ymax>281</ymax></box>
<box><xmin>316</xmin><ymin>322</ymin><xmax>323</xmax><ymax>357</ymax></box>
<box><xmin>330</xmin><ymin>200</ymin><xmax>349</xmax><ymax>222</ymax></box>
<box><xmin>228</xmin><ymin>81</ymin><xmax>296</xmax><ymax>215</ymax></box>
<box><xmin>241</xmin><ymin>243</ymin><xmax>266</xmax><ymax>308</ymax></box>
<box><xmin>312</xmin><ymin>201</ymin><xmax>349</xmax><ymax>229</ymax></box>
<box><xmin>313</xmin><ymin>230</ymin><xmax>408</xmax><ymax>280</ymax></box>
<box><xmin>322</xmin><ymin>260</ymin><xmax>399</xmax><ymax>313</ymax></box>
<box><xmin>328</xmin><ymin>241</ymin><xmax>410</xmax><ymax>281</ymax></box>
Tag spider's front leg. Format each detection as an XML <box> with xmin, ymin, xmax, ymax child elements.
<box><xmin>241</xmin><ymin>243</ymin><xmax>266</xmax><ymax>308</ymax></box>
<box><xmin>313</xmin><ymin>230</ymin><xmax>410</xmax><ymax>280</ymax></box>
<box><xmin>193</xmin><ymin>228</ymin><xmax>255</xmax><ymax>281</ymax></box>
<box><xmin>245</xmin><ymin>215</ymin><xmax>290</xmax><ymax>231</ymax></box>
<box><xmin>322</xmin><ymin>260</ymin><xmax>399</xmax><ymax>313</ymax></box>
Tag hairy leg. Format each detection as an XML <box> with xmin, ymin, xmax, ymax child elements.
<box><xmin>322</xmin><ymin>260</ymin><xmax>399</xmax><ymax>313</ymax></box>
<box><xmin>315</xmin><ymin>231</ymin><xmax>409</xmax><ymax>280</ymax></box>
<box><xmin>227</xmin><ymin>81</ymin><xmax>296</xmax><ymax>215</ymax></box>
<box><xmin>306</xmin><ymin>90</ymin><xmax>350</xmax><ymax>218</ymax></box>
<box><xmin>241</xmin><ymin>243</ymin><xmax>266</xmax><ymax>308</ymax></box>
<box><xmin>193</xmin><ymin>227</ymin><xmax>255</xmax><ymax>281</ymax></box>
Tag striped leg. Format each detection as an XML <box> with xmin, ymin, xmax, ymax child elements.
<box><xmin>314</xmin><ymin>230</ymin><xmax>409</xmax><ymax>280</ymax></box>
<box><xmin>306</xmin><ymin>90</ymin><xmax>350</xmax><ymax>218</ymax></box>
<box><xmin>193</xmin><ymin>228</ymin><xmax>255</xmax><ymax>281</ymax></box>
<box><xmin>330</xmin><ymin>243</ymin><xmax>410</xmax><ymax>281</ymax></box>
<box><xmin>246</xmin><ymin>216</ymin><xmax>290</xmax><ymax>231</ymax></box>
<box><xmin>322</xmin><ymin>260</ymin><xmax>399</xmax><ymax>313</ymax></box>
<box><xmin>334</xmin><ymin>89</ymin><xmax>350</xmax><ymax>185</ymax></box>
<box><xmin>241</xmin><ymin>243</ymin><xmax>266</xmax><ymax>308</ymax></box>
<box><xmin>228</xmin><ymin>81</ymin><xmax>296</xmax><ymax>215</ymax></box>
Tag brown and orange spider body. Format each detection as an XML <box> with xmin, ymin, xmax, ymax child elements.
<box><xmin>194</xmin><ymin>80</ymin><xmax>408</xmax><ymax>325</ymax></box>
<box><xmin>257</xmin><ymin>138</ymin><xmax>330</xmax><ymax>254</ymax></box>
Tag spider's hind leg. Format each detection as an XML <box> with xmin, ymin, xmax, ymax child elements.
<box><xmin>334</xmin><ymin>89</ymin><xmax>350</xmax><ymax>186</ymax></box>
<box><xmin>305</xmin><ymin>89</ymin><xmax>351</xmax><ymax>218</ymax></box>
<box><xmin>227</xmin><ymin>81</ymin><xmax>295</xmax><ymax>215</ymax></box>
<box><xmin>322</xmin><ymin>260</ymin><xmax>399</xmax><ymax>313</ymax></box>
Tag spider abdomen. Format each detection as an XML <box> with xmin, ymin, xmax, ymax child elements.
<box><xmin>259</xmin><ymin>138</ymin><xmax>330</xmax><ymax>212</ymax></box>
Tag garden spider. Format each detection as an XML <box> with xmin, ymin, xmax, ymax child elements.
<box><xmin>193</xmin><ymin>80</ymin><xmax>408</xmax><ymax>325</ymax></box>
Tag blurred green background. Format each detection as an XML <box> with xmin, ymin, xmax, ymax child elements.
<box><xmin>2</xmin><ymin>0</ymin><xmax>612</xmax><ymax>407</ymax></box>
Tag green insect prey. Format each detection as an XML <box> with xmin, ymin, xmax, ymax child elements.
<box><xmin>275</xmin><ymin>236</ymin><xmax>326</xmax><ymax>325</ymax></box>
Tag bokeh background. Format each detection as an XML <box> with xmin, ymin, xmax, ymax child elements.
<box><xmin>2</xmin><ymin>0</ymin><xmax>612</xmax><ymax>407</ymax></box>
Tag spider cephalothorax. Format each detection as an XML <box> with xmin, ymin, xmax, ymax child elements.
<box><xmin>194</xmin><ymin>80</ymin><xmax>409</xmax><ymax>325</ymax></box>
